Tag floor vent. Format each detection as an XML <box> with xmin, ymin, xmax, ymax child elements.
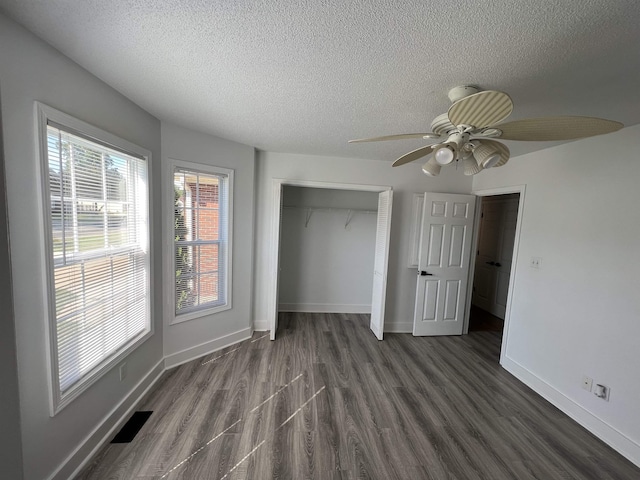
<box><xmin>111</xmin><ymin>411</ymin><xmax>153</xmax><ymax>444</ymax></box>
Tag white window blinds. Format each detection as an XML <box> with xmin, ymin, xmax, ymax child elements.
<box><xmin>173</xmin><ymin>168</ymin><xmax>229</xmax><ymax>315</ymax></box>
<box><xmin>46</xmin><ymin>124</ymin><xmax>150</xmax><ymax>397</ymax></box>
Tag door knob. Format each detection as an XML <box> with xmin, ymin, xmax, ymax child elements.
<box><xmin>486</xmin><ymin>261</ymin><xmax>495</xmax><ymax>265</ymax></box>
<box><xmin>495</xmin><ymin>262</ymin><xmax>502</xmax><ymax>267</ymax></box>
<box><xmin>419</xmin><ymin>271</ymin><xmax>433</xmax><ymax>276</ymax></box>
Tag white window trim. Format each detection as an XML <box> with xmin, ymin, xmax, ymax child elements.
<box><xmin>165</xmin><ymin>158</ymin><xmax>233</xmax><ymax>325</ymax></box>
<box><xmin>35</xmin><ymin>102</ymin><xmax>153</xmax><ymax>416</ymax></box>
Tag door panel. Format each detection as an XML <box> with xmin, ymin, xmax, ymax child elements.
<box><xmin>270</xmin><ymin>183</ymin><xmax>284</xmax><ymax>340</ymax></box>
<box><xmin>427</xmin><ymin>224</ymin><xmax>444</xmax><ymax>266</ymax></box>
<box><xmin>370</xmin><ymin>190</ymin><xmax>393</xmax><ymax>340</ymax></box>
<box><xmin>443</xmin><ymin>280</ymin><xmax>460</xmax><ymax>321</ymax></box>
<box><xmin>448</xmin><ymin>225</ymin><xmax>466</xmax><ymax>266</ymax></box>
<box><xmin>413</xmin><ymin>193</ymin><xmax>476</xmax><ymax>336</ymax></box>
<box><xmin>473</xmin><ymin>265</ymin><xmax>492</xmax><ymax>311</ymax></box>
<box><xmin>421</xmin><ymin>280</ymin><xmax>439</xmax><ymax>321</ymax></box>
<box><xmin>496</xmin><ymin>271</ymin><xmax>510</xmax><ymax>309</ymax></box>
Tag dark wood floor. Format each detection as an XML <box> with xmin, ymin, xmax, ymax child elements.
<box><xmin>76</xmin><ymin>313</ymin><xmax>640</xmax><ymax>479</ymax></box>
<box><xmin>468</xmin><ymin>305</ymin><xmax>504</xmax><ymax>332</ymax></box>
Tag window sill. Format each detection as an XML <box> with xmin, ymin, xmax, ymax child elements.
<box><xmin>170</xmin><ymin>302</ymin><xmax>232</xmax><ymax>325</ymax></box>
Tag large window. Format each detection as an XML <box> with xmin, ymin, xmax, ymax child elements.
<box><xmin>171</xmin><ymin>163</ymin><xmax>232</xmax><ymax>321</ymax></box>
<box><xmin>37</xmin><ymin>104</ymin><xmax>151</xmax><ymax>414</ymax></box>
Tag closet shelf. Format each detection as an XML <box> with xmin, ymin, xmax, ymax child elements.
<box><xmin>283</xmin><ymin>205</ymin><xmax>377</xmax><ymax>228</ymax></box>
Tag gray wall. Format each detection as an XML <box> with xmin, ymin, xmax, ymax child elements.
<box><xmin>161</xmin><ymin>122</ymin><xmax>256</xmax><ymax>366</ymax></box>
<box><xmin>0</xmin><ymin>87</ymin><xmax>24</xmax><ymax>479</ymax></box>
<box><xmin>0</xmin><ymin>13</ymin><xmax>163</xmax><ymax>480</ymax></box>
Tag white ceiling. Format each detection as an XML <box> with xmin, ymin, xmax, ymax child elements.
<box><xmin>2</xmin><ymin>0</ymin><xmax>640</xmax><ymax>162</ymax></box>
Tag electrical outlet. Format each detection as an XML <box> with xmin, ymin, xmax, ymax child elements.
<box><xmin>581</xmin><ymin>376</ymin><xmax>593</xmax><ymax>392</ymax></box>
<box><xmin>594</xmin><ymin>384</ymin><xmax>610</xmax><ymax>401</ymax></box>
<box><xmin>530</xmin><ymin>256</ymin><xmax>542</xmax><ymax>268</ymax></box>
<box><xmin>119</xmin><ymin>363</ymin><xmax>127</xmax><ymax>381</ymax></box>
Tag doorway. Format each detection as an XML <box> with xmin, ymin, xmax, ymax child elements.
<box><xmin>466</xmin><ymin>186</ymin><xmax>525</xmax><ymax>363</ymax></box>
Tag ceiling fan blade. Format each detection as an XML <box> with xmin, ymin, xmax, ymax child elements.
<box><xmin>392</xmin><ymin>145</ymin><xmax>435</xmax><ymax>167</ymax></box>
<box><xmin>495</xmin><ymin>116</ymin><xmax>623</xmax><ymax>141</ymax></box>
<box><xmin>448</xmin><ymin>90</ymin><xmax>513</xmax><ymax>129</ymax></box>
<box><xmin>348</xmin><ymin>133</ymin><xmax>440</xmax><ymax>143</ymax></box>
<box><xmin>477</xmin><ymin>139</ymin><xmax>510</xmax><ymax>167</ymax></box>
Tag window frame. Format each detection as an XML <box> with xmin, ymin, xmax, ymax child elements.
<box><xmin>35</xmin><ymin>102</ymin><xmax>153</xmax><ymax>416</ymax></box>
<box><xmin>166</xmin><ymin>159</ymin><xmax>233</xmax><ymax>325</ymax></box>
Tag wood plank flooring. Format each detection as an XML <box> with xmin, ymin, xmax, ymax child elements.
<box><xmin>76</xmin><ymin>313</ymin><xmax>640</xmax><ymax>479</ymax></box>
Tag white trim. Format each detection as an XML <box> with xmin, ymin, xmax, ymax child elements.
<box><xmin>267</xmin><ymin>179</ymin><xmax>392</xmax><ymax>341</ymax></box>
<box><xmin>384</xmin><ymin>322</ymin><xmax>413</xmax><ymax>333</ymax></box>
<box><xmin>35</xmin><ymin>102</ymin><xmax>153</xmax><ymax>416</ymax></box>
<box><xmin>253</xmin><ymin>320</ymin><xmax>269</xmax><ymax>331</ymax></box>
<box><xmin>502</xmin><ymin>355</ymin><xmax>640</xmax><ymax>468</ymax></box>
<box><xmin>271</xmin><ymin>179</ymin><xmax>389</xmax><ymax>192</ymax></box>
<box><xmin>466</xmin><ymin>185</ymin><xmax>526</xmax><ymax>365</ymax></box>
<box><xmin>164</xmin><ymin>327</ymin><xmax>251</xmax><ymax>369</ymax></box>
<box><xmin>164</xmin><ymin>158</ymin><xmax>234</xmax><ymax>326</ymax></box>
<box><xmin>48</xmin><ymin>359</ymin><xmax>165</xmax><ymax>480</ymax></box>
<box><xmin>278</xmin><ymin>303</ymin><xmax>371</xmax><ymax>314</ymax></box>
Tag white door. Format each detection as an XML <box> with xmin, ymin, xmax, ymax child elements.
<box><xmin>413</xmin><ymin>193</ymin><xmax>476</xmax><ymax>336</ymax></box>
<box><xmin>270</xmin><ymin>183</ymin><xmax>284</xmax><ymax>340</ymax></box>
<box><xmin>370</xmin><ymin>190</ymin><xmax>393</xmax><ymax>340</ymax></box>
<box><xmin>473</xmin><ymin>196</ymin><xmax>518</xmax><ymax>319</ymax></box>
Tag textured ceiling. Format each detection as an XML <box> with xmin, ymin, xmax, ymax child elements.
<box><xmin>2</xmin><ymin>0</ymin><xmax>640</xmax><ymax>161</ymax></box>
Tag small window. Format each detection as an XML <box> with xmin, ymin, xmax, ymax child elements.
<box><xmin>37</xmin><ymin>103</ymin><xmax>151</xmax><ymax>414</ymax></box>
<box><xmin>172</xmin><ymin>163</ymin><xmax>232</xmax><ymax>321</ymax></box>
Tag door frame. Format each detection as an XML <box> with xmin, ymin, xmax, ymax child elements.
<box><xmin>464</xmin><ymin>185</ymin><xmax>526</xmax><ymax>365</ymax></box>
<box><xmin>267</xmin><ymin>178</ymin><xmax>392</xmax><ymax>340</ymax></box>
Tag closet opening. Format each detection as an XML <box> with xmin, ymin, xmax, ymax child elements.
<box><xmin>267</xmin><ymin>180</ymin><xmax>392</xmax><ymax>341</ymax></box>
<box><xmin>278</xmin><ymin>186</ymin><xmax>378</xmax><ymax>316</ymax></box>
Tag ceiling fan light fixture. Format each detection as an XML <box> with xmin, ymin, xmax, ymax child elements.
<box><xmin>473</xmin><ymin>143</ymin><xmax>501</xmax><ymax>168</ymax></box>
<box><xmin>463</xmin><ymin>155</ymin><xmax>483</xmax><ymax>176</ymax></box>
<box><xmin>422</xmin><ymin>158</ymin><xmax>441</xmax><ymax>177</ymax></box>
<box><xmin>434</xmin><ymin>145</ymin><xmax>455</xmax><ymax>165</ymax></box>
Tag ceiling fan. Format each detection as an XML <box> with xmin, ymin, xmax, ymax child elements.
<box><xmin>349</xmin><ymin>86</ymin><xmax>623</xmax><ymax>176</ymax></box>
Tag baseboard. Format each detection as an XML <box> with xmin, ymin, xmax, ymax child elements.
<box><xmin>49</xmin><ymin>359</ymin><xmax>165</xmax><ymax>480</ymax></box>
<box><xmin>164</xmin><ymin>327</ymin><xmax>252</xmax><ymax>369</ymax></box>
<box><xmin>253</xmin><ymin>320</ymin><xmax>269</xmax><ymax>331</ymax></box>
<box><xmin>384</xmin><ymin>321</ymin><xmax>413</xmax><ymax>333</ymax></box>
<box><xmin>501</xmin><ymin>355</ymin><xmax>640</xmax><ymax>468</ymax></box>
<box><xmin>278</xmin><ymin>303</ymin><xmax>371</xmax><ymax>314</ymax></box>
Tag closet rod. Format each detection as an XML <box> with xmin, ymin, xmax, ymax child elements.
<box><xmin>282</xmin><ymin>206</ymin><xmax>377</xmax><ymax>214</ymax></box>
<box><xmin>283</xmin><ymin>206</ymin><xmax>377</xmax><ymax>228</ymax></box>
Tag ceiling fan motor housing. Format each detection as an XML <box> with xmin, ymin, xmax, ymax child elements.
<box><xmin>447</xmin><ymin>85</ymin><xmax>480</xmax><ymax>103</ymax></box>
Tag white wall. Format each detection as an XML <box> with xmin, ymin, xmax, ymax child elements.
<box><xmin>253</xmin><ymin>151</ymin><xmax>472</xmax><ymax>332</ymax></box>
<box><xmin>161</xmin><ymin>122</ymin><xmax>255</xmax><ymax>366</ymax></box>
<box><xmin>0</xmin><ymin>13</ymin><xmax>163</xmax><ymax>480</ymax></box>
<box><xmin>472</xmin><ymin>124</ymin><xmax>640</xmax><ymax>466</ymax></box>
<box><xmin>279</xmin><ymin>187</ymin><xmax>378</xmax><ymax>312</ymax></box>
